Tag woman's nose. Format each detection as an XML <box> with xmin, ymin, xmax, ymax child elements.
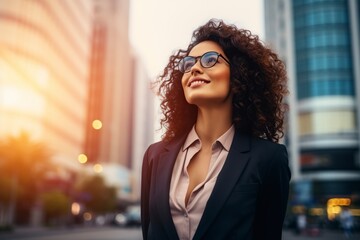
<box><xmin>190</xmin><ymin>60</ymin><xmax>203</xmax><ymax>75</ymax></box>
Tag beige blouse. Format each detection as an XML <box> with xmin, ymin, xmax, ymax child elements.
<box><xmin>169</xmin><ymin>125</ymin><xmax>235</xmax><ymax>240</ymax></box>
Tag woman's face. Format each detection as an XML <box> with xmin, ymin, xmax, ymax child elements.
<box><xmin>181</xmin><ymin>41</ymin><xmax>231</xmax><ymax>108</ymax></box>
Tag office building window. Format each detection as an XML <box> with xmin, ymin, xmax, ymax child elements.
<box><xmin>293</xmin><ymin>0</ymin><xmax>355</xmax><ymax>99</ymax></box>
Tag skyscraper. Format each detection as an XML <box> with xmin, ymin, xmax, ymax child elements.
<box><xmin>0</xmin><ymin>0</ymin><xmax>94</xmax><ymax>171</ymax></box>
<box><xmin>264</xmin><ymin>0</ymin><xmax>360</xmax><ymax>222</ymax></box>
<box><xmin>84</xmin><ymin>0</ymin><xmax>134</xmax><ymax>167</ymax></box>
<box><xmin>83</xmin><ymin>0</ymin><xmax>155</xmax><ymax>202</ymax></box>
<box><xmin>0</xmin><ymin>0</ymin><xmax>95</xmax><ymax>225</ymax></box>
<box><xmin>0</xmin><ymin>0</ymin><xmax>154</xmax><ymax>224</ymax></box>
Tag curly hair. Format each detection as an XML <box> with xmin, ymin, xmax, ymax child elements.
<box><xmin>155</xmin><ymin>19</ymin><xmax>288</xmax><ymax>143</ymax></box>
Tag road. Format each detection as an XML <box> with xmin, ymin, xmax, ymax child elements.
<box><xmin>0</xmin><ymin>226</ymin><xmax>142</xmax><ymax>240</ymax></box>
<box><xmin>282</xmin><ymin>229</ymin><xmax>359</xmax><ymax>239</ymax></box>
<box><xmin>0</xmin><ymin>226</ymin><xmax>359</xmax><ymax>240</ymax></box>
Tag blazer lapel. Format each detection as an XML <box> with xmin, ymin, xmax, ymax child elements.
<box><xmin>155</xmin><ymin>136</ymin><xmax>186</xmax><ymax>240</ymax></box>
<box><xmin>193</xmin><ymin>132</ymin><xmax>251</xmax><ymax>240</ymax></box>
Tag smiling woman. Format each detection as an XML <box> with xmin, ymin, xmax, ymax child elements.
<box><xmin>141</xmin><ymin>19</ymin><xmax>290</xmax><ymax>240</ymax></box>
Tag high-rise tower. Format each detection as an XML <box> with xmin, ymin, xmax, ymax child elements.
<box><xmin>264</xmin><ymin>0</ymin><xmax>360</xmax><ymax>222</ymax></box>
<box><xmin>0</xmin><ymin>0</ymin><xmax>94</xmax><ymax>171</ymax></box>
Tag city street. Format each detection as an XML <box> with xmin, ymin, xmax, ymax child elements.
<box><xmin>282</xmin><ymin>229</ymin><xmax>359</xmax><ymax>240</ymax></box>
<box><xmin>0</xmin><ymin>226</ymin><xmax>142</xmax><ymax>240</ymax></box>
<box><xmin>0</xmin><ymin>226</ymin><xmax>359</xmax><ymax>240</ymax></box>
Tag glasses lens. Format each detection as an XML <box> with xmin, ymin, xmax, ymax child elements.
<box><xmin>201</xmin><ymin>52</ymin><xmax>218</xmax><ymax>68</ymax></box>
<box><xmin>180</xmin><ymin>56</ymin><xmax>195</xmax><ymax>73</ymax></box>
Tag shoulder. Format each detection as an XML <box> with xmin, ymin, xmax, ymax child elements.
<box><xmin>143</xmin><ymin>136</ymin><xmax>184</xmax><ymax>160</ymax></box>
<box><xmin>248</xmin><ymin>136</ymin><xmax>289</xmax><ymax>176</ymax></box>
<box><xmin>142</xmin><ymin>141</ymin><xmax>166</xmax><ymax>173</ymax></box>
<box><xmin>248</xmin><ymin>135</ymin><xmax>287</xmax><ymax>160</ymax></box>
<box><xmin>145</xmin><ymin>134</ymin><xmax>188</xmax><ymax>157</ymax></box>
<box><xmin>144</xmin><ymin>140</ymin><xmax>166</xmax><ymax>160</ymax></box>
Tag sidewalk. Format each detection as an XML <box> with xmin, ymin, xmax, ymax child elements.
<box><xmin>1</xmin><ymin>226</ymin><xmax>359</xmax><ymax>240</ymax></box>
<box><xmin>0</xmin><ymin>225</ymin><xmax>102</xmax><ymax>239</ymax></box>
<box><xmin>283</xmin><ymin>229</ymin><xmax>360</xmax><ymax>239</ymax></box>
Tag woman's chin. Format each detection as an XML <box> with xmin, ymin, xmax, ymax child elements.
<box><xmin>186</xmin><ymin>96</ymin><xmax>232</xmax><ymax>108</ymax></box>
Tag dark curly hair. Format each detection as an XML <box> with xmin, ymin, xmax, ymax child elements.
<box><xmin>155</xmin><ymin>19</ymin><xmax>288</xmax><ymax>143</ymax></box>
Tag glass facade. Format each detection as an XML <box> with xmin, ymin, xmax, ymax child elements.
<box><xmin>300</xmin><ymin>149</ymin><xmax>359</xmax><ymax>172</ymax></box>
<box><xmin>265</xmin><ymin>0</ymin><xmax>360</xmax><ymax>227</ymax></box>
<box><xmin>293</xmin><ymin>0</ymin><xmax>355</xmax><ymax>99</ymax></box>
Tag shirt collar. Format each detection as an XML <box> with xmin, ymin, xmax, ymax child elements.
<box><xmin>217</xmin><ymin>125</ymin><xmax>235</xmax><ymax>151</ymax></box>
<box><xmin>182</xmin><ymin>126</ymin><xmax>199</xmax><ymax>151</ymax></box>
<box><xmin>182</xmin><ymin>125</ymin><xmax>235</xmax><ymax>152</ymax></box>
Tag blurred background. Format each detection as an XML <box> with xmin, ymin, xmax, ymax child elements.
<box><xmin>0</xmin><ymin>0</ymin><xmax>359</xmax><ymax>239</ymax></box>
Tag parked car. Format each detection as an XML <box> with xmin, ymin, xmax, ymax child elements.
<box><xmin>114</xmin><ymin>205</ymin><xmax>141</xmax><ymax>227</ymax></box>
<box><xmin>125</xmin><ymin>205</ymin><xmax>141</xmax><ymax>227</ymax></box>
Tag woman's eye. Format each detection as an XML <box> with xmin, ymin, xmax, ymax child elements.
<box><xmin>184</xmin><ymin>61</ymin><xmax>194</xmax><ymax>70</ymax></box>
<box><xmin>204</xmin><ymin>56</ymin><xmax>217</xmax><ymax>65</ymax></box>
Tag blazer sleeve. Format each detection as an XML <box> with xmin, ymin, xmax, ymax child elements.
<box><xmin>253</xmin><ymin>144</ymin><xmax>291</xmax><ymax>240</ymax></box>
<box><xmin>141</xmin><ymin>146</ymin><xmax>152</xmax><ymax>240</ymax></box>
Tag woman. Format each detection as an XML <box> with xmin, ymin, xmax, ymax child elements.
<box><xmin>141</xmin><ymin>19</ymin><xmax>291</xmax><ymax>240</ymax></box>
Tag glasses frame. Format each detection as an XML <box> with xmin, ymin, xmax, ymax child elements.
<box><xmin>178</xmin><ymin>51</ymin><xmax>230</xmax><ymax>73</ymax></box>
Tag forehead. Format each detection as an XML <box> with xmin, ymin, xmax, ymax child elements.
<box><xmin>188</xmin><ymin>41</ymin><xmax>224</xmax><ymax>56</ymax></box>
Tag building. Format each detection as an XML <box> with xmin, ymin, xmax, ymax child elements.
<box><xmin>0</xmin><ymin>0</ymin><xmax>154</xmax><ymax>225</ymax></box>
<box><xmin>83</xmin><ymin>0</ymin><xmax>154</xmax><ymax>202</ymax></box>
<box><xmin>0</xmin><ymin>0</ymin><xmax>94</xmax><ymax>174</ymax></box>
<box><xmin>264</xmin><ymin>0</ymin><xmax>360</xmax><ymax>223</ymax></box>
<box><xmin>0</xmin><ymin>0</ymin><xmax>95</xmax><ymax>225</ymax></box>
<box><xmin>130</xmin><ymin>56</ymin><xmax>155</xmax><ymax>201</ymax></box>
<box><xmin>84</xmin><ymin>0</ymin><xmax>134</xmax><ymax>168</ymax></box>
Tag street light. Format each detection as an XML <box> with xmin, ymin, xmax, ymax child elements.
<box><xmin>78</xmin><ymin>153</ymin><xmax>88</xmax><ymax>164</ymax></box>
<box><xmin>92</xmin><ymin>119</ymin><xmax>102</xmax><ymax>130</ymax></box>
<box><xmin>93</xmin><ymin>163</ymin><xmax>103</xmax><ymax>173</ymax></box>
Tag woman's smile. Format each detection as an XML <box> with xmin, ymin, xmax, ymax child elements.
<box><xmin>187</xmin><ymin>77</ymin><xmax>210</xmax><ymax>88</ymax></box>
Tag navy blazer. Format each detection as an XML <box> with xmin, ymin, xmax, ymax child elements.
<box><xmin>141</xmin><ymin>131</ymin><xmax>291</xmax><ymax>240</ymax></box>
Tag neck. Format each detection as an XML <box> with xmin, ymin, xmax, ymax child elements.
<box><xmin>195</xmin><ymin>105</ymin><xmax>232</xmax><ymax>145</ymax></box>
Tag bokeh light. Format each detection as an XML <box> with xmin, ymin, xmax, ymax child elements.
<box><xmin>78</xmin><ymin>154</ymin><xmax>88</xmax><ymax>164</ymax></box>
<box><xmin>93</xmin><ymin>163</ymin><xmax>103</xmax><ymax>173</ymax></box>
<box><xmin>92</xmin><ymin>119</ymin><xmax>102</xmax><ymax>130</ymax></box>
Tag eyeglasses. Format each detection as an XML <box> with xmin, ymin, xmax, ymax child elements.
<box><xmin>178</xmin><ymin>51</ymin><xmax>230</xmax><ymax>73</ymax></box>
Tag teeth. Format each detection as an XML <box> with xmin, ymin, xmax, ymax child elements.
<box><xmin>189</xmin><ymin>80</ymin><xmax>208</xmax><ymax>87</ymax></box>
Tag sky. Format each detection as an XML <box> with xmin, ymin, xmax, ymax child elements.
<box><xmin>129</xmin><ymin>0</ymin><xmax>264</xmax><ymax>78</ymax></box>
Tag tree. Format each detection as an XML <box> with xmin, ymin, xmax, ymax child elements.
<box><xmin>0</xmin><ymin>132</ymin><xmax>53</xmax><ymax>225</ymax></box>
<box><xmin>41</xmin><ymin>190</ymin><xmax>70</xmax><ymax>226</ymax></box>
<box><xmin>76</xmin><ymin>174</ymin><xmax>117</xmax><ymax>214</ymax></box>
